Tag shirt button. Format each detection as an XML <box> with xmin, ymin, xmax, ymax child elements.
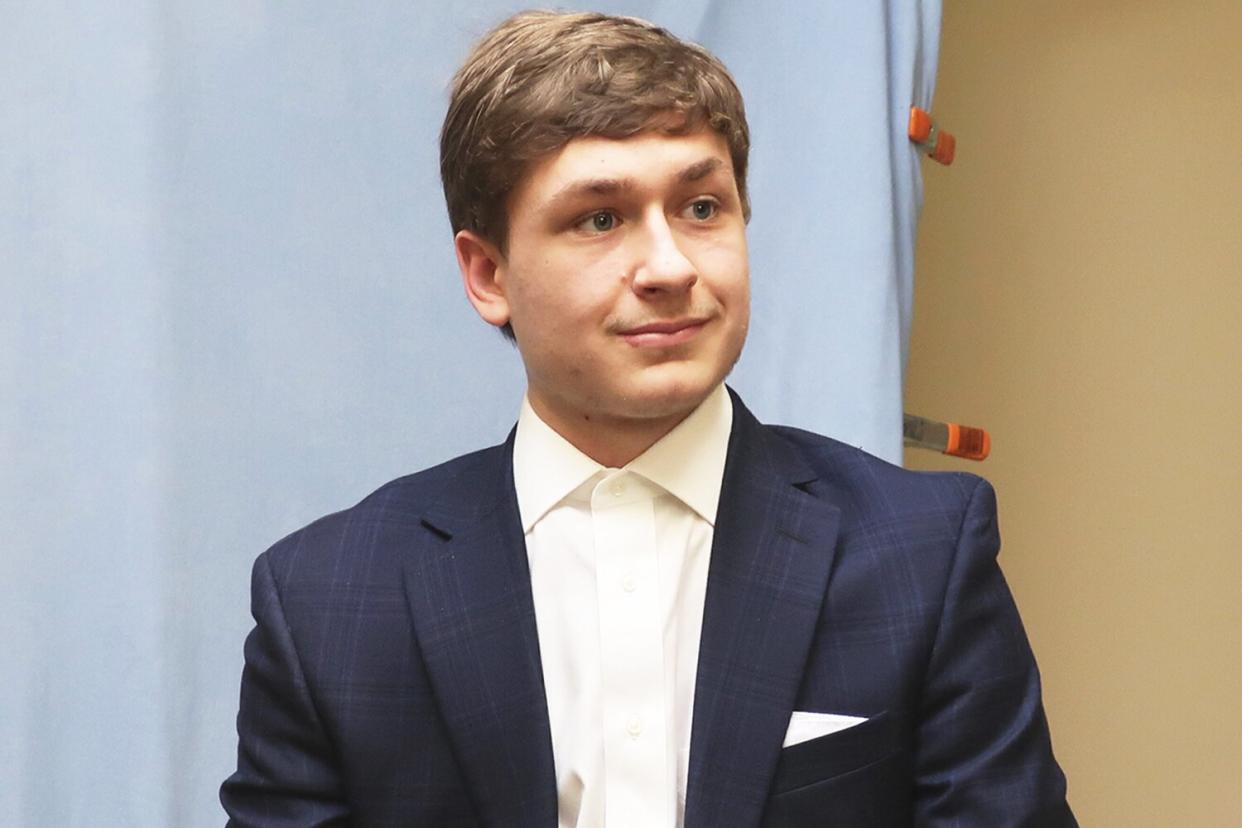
<box><xmin>626</xmin><ymin>716</ymin><xmax>643</xmax><ymax>738</ymax></box>
<box><xmin>610</xmin><ymin>480</ymin><xmax>626</xmax><ymax>497</ymax></box>
<box><xmin>622</xmin><ymin>574</ymin><xmax>637</xmax><ymax>593</ymax></box>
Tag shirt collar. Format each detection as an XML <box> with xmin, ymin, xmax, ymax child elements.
<box><xmin>512</xmin><ymin>384</ymin><xmax>734</xmax><ymax>532</ymax></box>
<box><xmin>626</xmin><ymin>383</ymin><xmax>732</xmax><ymax>525</ymax></box>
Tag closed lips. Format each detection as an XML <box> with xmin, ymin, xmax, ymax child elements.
<box><xmin>620</xmin><ymin>318</ymin><xmax>706</xmax><ymax>336</ymax></box>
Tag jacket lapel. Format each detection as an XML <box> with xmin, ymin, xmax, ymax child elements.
<box><xmin>684</xmin><ymin>394</ymin><xmax>842</xmax><ymax>828</ymax></box>
<box><xmin>401</xmin><ymin>435</ymin><xmax>557</xmax><ymax>828</ymax></box>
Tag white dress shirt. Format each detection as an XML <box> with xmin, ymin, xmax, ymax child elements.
<box><xmin>512</xmin><ymin>384</ymin><xmax>733</xmax><ymax>828</ymax></box>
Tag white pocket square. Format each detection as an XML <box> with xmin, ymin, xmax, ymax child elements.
<box><xmin>783</xmin><ymin>711</ymin><xmax>868</xmax><ymax>748</ymax></box>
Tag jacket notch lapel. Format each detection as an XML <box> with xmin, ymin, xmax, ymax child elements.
<box><xmin>402</xmin><ymin>440</ymin><xmax>558</xmax><ymax>827</ymax></box>
<box><xmin>685</xmin><ymin>400</ymin><xmax>843</xmax><ymax>828</ymax></box>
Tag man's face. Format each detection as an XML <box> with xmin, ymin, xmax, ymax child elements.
<box><xmin>470</xmin><ymin>129</ymin><xmax>750</xmax><ymax>437</ymax></box>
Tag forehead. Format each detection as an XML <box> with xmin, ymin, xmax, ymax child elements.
<box><xmin>513</xmin><ymin>129</ymin><xmax>736</xmax><ymax>206</ymax></box>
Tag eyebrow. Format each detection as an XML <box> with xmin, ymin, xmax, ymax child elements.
<box><xmin>543</xmin><ymin>156</ymin><xmax>729</xmax><ymax>209</ymax></box>
<box><xmin>678</xmin><ymin>157</ymin><xmax>725</xmax><ymax>183</ymax></box>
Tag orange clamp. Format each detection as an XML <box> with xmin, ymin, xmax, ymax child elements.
<box><xmin>944</xmin><ymin>422</ymin><xmax>990</xmax><ymax>461</ymax></box>
<box><xmin>903</xmin><ymin>413</ymin><xmax>991</xmax><ymax>461</ymax></box>
<box><xmin>908</xmin><ymin>106</ymin><xmax>956</xmax><ymax>165</ymax></box>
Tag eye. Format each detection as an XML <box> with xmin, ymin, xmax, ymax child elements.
<box><xmin>685</xmin><ymin>199</ymin><xmax>719</xmax><ymax>221</ymax></box>
<box><xmin>576</xmin><ymin>210</ymin><xmax>618</xmax><ymax>233</ymax></box>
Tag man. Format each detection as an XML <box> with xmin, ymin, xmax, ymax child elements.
<box><xmin>222</xmin><ymin>10</ymin><xmax>1075</xmax><ymax>827</ymax></box>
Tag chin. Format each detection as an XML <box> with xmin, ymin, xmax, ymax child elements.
<box><xmin>617</xmin><ymin>368</ymin><xmax>723</xmax><ymax>419</ymax></box>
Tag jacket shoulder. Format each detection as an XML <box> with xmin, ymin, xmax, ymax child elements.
<box><xmin>258</xmin><ymin>442</ymin><xmax>508</xmax><ymax>581</ymax></box>
<box><xmin>765</xmin><ymin>423</ymin><xmax>992</xmax><ymax>527</ymax></box>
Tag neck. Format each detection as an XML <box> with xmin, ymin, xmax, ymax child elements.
<box><xmin>526</xmin><ymin>397</ymin><xmax>697</xmax><ymax>468</ymax></box>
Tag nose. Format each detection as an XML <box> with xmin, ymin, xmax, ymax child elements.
<box><xmin>631</xmin><ymin>213</ymin><xmax>698</xmax><ymax>295</ymax></box>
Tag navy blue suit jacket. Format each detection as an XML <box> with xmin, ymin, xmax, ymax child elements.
<box><xmin>222</xmin><ymin>392</ymin><xmax>1075</xmax><ymax>826</ymax></box>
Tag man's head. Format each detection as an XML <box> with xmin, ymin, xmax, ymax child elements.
<box><xmin>443</xmin><ymin>11</ymin><xmax>752</xmax><ymax>464</ymax></box>
<box><xmin>440</xmin><ymin>9</ymin><xmax>750</xmax><ymax>261</ymax></box>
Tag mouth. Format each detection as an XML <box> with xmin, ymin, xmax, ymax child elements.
<box><xmin>618</xmin><ymin>318</ymin><xmax>709</xmax><ymax>347</ymax></box>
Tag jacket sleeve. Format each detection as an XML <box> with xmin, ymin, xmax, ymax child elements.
<box><xmin>220</xmin><ymin>551</ymin><xmax>351</xmax><ymax>826</ymax></box>
<box><xmin>913</xmin><ymin>477</ymin><xmax>1077</xmax><ymax>827</ymax></box>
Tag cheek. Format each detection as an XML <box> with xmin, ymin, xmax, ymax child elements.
<box><xmin>707</xmin><ymin>258</ymin><xmax>750</xmax><ymax>309</ymax></box>
<box><xmin>510</xmin><ymin>285</ymin><xmax>604</xmax><ymax>352</ymax></box>
<box><xmin>695</xmin><ymin>237</ymin><xmax>748</xmax><ymax>281</ymax></box>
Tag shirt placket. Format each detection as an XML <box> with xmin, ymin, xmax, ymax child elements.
<box><xmin>591</xmin><ymin>469</ymin><xmax>671</xmax><ymax>828</ymax></box>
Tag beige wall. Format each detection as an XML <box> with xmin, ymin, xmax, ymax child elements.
<box><xmin>905</xmin><ymin>2</ymin><xmax>1242</xmax><ymax>825</ymax></box>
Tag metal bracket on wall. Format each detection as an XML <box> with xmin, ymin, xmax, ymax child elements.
<box><xmin>903</xmin><ymin>413</ymin><xmax>990</xmax><ymax>460</ymax></box>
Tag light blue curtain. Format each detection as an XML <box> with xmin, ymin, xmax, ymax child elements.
<box><xmin>0</xmin><ymin>1</ymin><xmax>939</xmax><ymax>824</ymax></box>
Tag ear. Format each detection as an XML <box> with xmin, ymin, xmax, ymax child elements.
<box><xmin>455</xmin><ymin>230</ymin><xmax>511</xmax><ymax>328</ymax></box>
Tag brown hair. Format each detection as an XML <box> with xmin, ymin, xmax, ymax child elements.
<box><xmin>440</xmin><ymin>9</ymin><xmax>751</xmax><ymax>252</ymax></box>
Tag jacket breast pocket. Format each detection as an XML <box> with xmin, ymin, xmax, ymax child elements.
<box><xmin>764</xmin><ymin>710</ymin><xmax>912</xmax><ymax>826</ymax></box>
<box><xmin>770</xmin><ymin>709</ymin><xmax>904</xmax><ymax>793</ymax></box>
